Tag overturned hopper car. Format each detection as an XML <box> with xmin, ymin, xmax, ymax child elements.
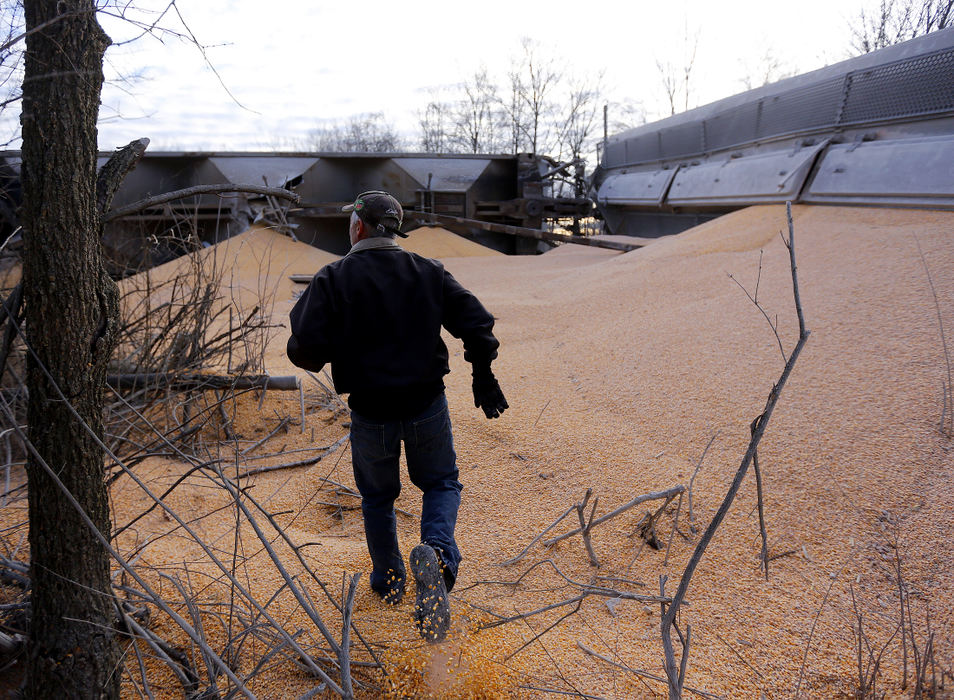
<box><xmin>0</xmin><ymin>151</ymin><xmax>591</xmax><ymax>273</ymax></box>
<box><xmin>593</xmin><ymin>27</ymin><xmax>954</xmax><ymax>237</ymax></box>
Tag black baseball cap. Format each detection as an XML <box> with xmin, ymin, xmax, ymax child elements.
<box><xmin>342</xmin><ymin>190</ymin><xmax>407</xmax><ymax>238</ymax></box>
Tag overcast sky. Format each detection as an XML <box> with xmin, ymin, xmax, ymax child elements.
<box><xmin>7</xmin><ymin>0</ymin><xmax>873</xmax><ymax>151</ymax></box>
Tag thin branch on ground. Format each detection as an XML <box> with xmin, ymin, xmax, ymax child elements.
<box><xmin>914</xmin><ymin>234</ymin><xmax>953</xmax><ymax>438</ymax></box>
<box><xmin>237</xmin><ymin>435</ymin><xmax>349</xmax><ymax>478</ymax></box>
<box><xmin>575</xmin><ymin>489</ymin><xmax>600</xmax><ymax>566</ymax></box>
<box><xmin>687</xmin><ymin>433</ymin><xmax>718</xmax><ymax>534</ymax></box>
<box><xmin>577</xmin><ymin>643</ymin><xmax>721</xmax><ymax>700</ymax></box>
<box><xmin>540</xmin><ymin>485</ymin><xmax>686</xmax><ymax>549</ymax></box>
<box><xmin>505</xmin><ymin>598</ymin><xmax>583</xmax><ymax>661</ymax></box>
<box><xmin>793</xmin><ymin>551</ymin><xmax>857</xmax><ymax>699</ymax></box>
<box><xmin>479</xmin><ymin>594</ymin><xmax>588</xmax><ymax>629</ymax></box>
<box><xmin>713</xmin><ymin>632</ymin><xmax>764</xmax><ymax>681</ymax></box>
<box><xmin>516</xmin><ymin>686</ymin><xmax>606</xmax><ymax>699</ymax></box>
<box><xmin>461</xmin><ymin>557</ymin><xmax>666</xmax><ymax>604</ymax></box>
<box><xmin>500</xmin><ymin>504</ymin><xmax>576</xmax><ymax>566</ymax></box>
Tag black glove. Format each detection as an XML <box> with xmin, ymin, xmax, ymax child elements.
<box><xmin>472</xmin><ymin>367</ymin><xmax>509</xmax><ymax>419</ymax></box>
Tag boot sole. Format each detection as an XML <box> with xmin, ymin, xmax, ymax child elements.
<box><xmin>410</xmin><ymin>544</ymin><xmax>450</xmax><ymax>642</ymax></box>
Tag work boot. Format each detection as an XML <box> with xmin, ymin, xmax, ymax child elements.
<box><xmin>410</xmin><ymin>543</ymin><xmax>450</xmax><ymax>642</ymax></box>
<box><xmin>373</xmin><ymin>569</ymin><xmax>405</xmax><ymax>605</ymax></box>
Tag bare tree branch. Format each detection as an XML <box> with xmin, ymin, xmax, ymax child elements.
<box><xmin>543</xmin><ymin>485</ymin><xmax>686</xmax><ymax>548</ymax></box>
<box><xmin>576</xmin><ymin>489</ymin><xmax>600</xmax><ymax>566</ymax></box>
<box><xmin>105</xmin><ymin>183</ymin><xmax>300</xmax><ymax>221</ymax></box>
<box><xmin>661</xmin><ymin>201</ymin><xmax>810</xmax><ymax>698</ymax></box>
<box><xmin>578</xmin><ymin>643</ymin><xmax>720</xmax><ymax>699</ymax></box>
<box><xmin>96</xmin><ymin>136</ymin><xmax>149</xmax><ymax>215</ymax></box>
<box><xmin>687</xmin><ymin>433</ymin><xmax>717</xmax><ymax>534</ymax></box>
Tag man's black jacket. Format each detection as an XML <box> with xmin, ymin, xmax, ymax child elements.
<box><xmin>287</xmin><ymin>239</ymin><xmax>499</xmax><ymax>419</ymax></box>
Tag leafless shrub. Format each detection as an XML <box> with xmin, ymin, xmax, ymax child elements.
<box><xmin>0</xmin><ymin>311</ymin><xmax>360</xmax><ymax>697</ymax></box>
<box><xmin>0</xmin><ymin>188</ymin><xmax>367</xmax><ymax>692</ymax></box>
<box><xmin>0</xmin><ymin>425</ymin><xmax>372</xmax><ymax>697</ymax></box>
<box><xmin>843</xmin><ymin>514</ymin><xmax>948</xmax><ymax>699</ymax></box>
<box><xmin>105</xmin><ymin>212</ymin><xmax>284</xmax><ymax>461</ymax></box>
<box><xmin>112</xmin><ymin>224</ymin><xmax>272</xmax><ymax>376</ymax></box>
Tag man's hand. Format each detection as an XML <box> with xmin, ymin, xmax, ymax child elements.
<box><xmin>472</xmin><ymin>368</ymin><xmax>508</xmax><ymax>419</ymax></box>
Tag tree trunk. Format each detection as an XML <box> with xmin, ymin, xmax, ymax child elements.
<box><xmin>20</xmin><ymin>1</ymin><xmax>120</xmax><ymax>697</ymax></box>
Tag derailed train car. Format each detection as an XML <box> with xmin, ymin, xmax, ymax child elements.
<box><xmin>592</xmin><ymin>27</ymin><xmax>954</xmax><ymax>237</ymax></box>
<box><xmin>0</xmin><ymin>150</ymin><xmax>590</xmax><ymax>271</ymax></box>
<box><xmin>3</xmin><ymin>27</ymin><xmax>952</xmax><ymax>264</ymax></box>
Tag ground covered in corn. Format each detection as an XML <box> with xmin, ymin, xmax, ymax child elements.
<box><xmin>82</xmin><ymin>206</ymin><xmax>954</xmax><ymax>697</ymax></box>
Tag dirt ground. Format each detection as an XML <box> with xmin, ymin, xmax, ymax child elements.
<box><xmin>10</xmin><ymin>203</ymin><xmax>954</xmax><ymax>698</ymax></box>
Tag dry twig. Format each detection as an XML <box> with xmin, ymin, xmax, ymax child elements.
<box><xmin>686</xmin><ymin>433</ymin><xmax>717</xmax><ymax>534</ymax></box>
<box><xmin>541</xmin><ymin>485</ymin><xmax>686</xmax><ymax>548</ymax></box>
<box><xmin>105</xmin><ymin>184</ymin><xmax>300</xmax><ymax>222</ymax></box>
<box><xmin>661</xmin><ymin>202</ymin><xmax>810</xmax><ymax>699</ymax></box>
<box><xmin>576</xmin><ymin>489</ymin><xmax>600</xmax><ymax>566</ymax></box>
<box><xmin>578</xmin><ymin>643</ymin><xmax>721</xmax><ymax>699</ymax></box>
<box><xmin>913</xmin><ymin>234</ymin><xmax>953</xmax><ymax>438</ymax></box>
<box><xmin>238</xmin><ymin>435</ymin><xmax>349</xmax><ymax>477</ymax></box>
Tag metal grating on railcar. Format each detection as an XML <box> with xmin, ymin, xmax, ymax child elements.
<box><xmin>593</xmin><ymin>29</ymin><xmax>954</xmax><ymax>236</ymax></box>
<box><xmin>601</xmin><ymin>139</ymin><xmax>626</xmax><ymax>168</ymax></box>
<box><xmin>840</xmin><ymin>47</ymin><xmax>954</xmax><ymax>124</ymax></box>
<box><xmin>659</xmin><ymin>121</ymin><xmax>704</xmax><ymax>160</ymax></box>
<box><xmin>622</xmin><ymin>135</ymin><xmax>662</xmax><ymax>164</ymax></box>
<box><xmin>757</xmin><ymin>77</ymin><xmax>844</xmax><ymax>137</ymax></box>
<box><xmin>704</xmin><ymin>101</ymin><xmax>761</xmax><ymax>152</ymax></box>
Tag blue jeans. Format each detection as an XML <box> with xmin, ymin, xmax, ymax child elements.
<box><xmin>349</xmin><ymin>393</ymin><xmax>462</xmax><ymax>594</ymax></box>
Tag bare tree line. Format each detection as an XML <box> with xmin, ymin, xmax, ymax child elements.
<box><xmin>851</xmin><ymin>0</ymin><xmax>953</xmax><ymax>53</ymax></box>
<box><xmin>6</xmin><ymin>1</ymin><xmax>954</xmax><ymax>160</ymax></box>
<box><xmin>295</xmin><ymin>37</ymin><xmax>633</xmax><ymax>165</ymax></box>
<box><xmin>417</xmin><ymin>39</ymin><xmax>648</xmax><ymax>163</ymax></box>
<box><xmin>300</xmin><ymin>0</ymin><xmax>953</xmax><ymax>162</ymax></box>
<box><xmin>296</xmin><ymin>112</ymin><xmax>403</xmax><ymax>153</ymax></box>
<box><xmin>290</xmin><ymin>26</ymin><xmax>791</xmax><ymax>160</ymax></box>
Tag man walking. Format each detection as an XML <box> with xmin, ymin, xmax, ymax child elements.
<box><xmin>287</xmin><ymin>190</ymin><xmax>508</xmax><ymax>641</ymax></box>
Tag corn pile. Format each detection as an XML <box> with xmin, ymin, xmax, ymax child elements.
<box><xmin>398</xmin><ymin>226</ymin><xmax>503</xmax><ymax>259</ymax></box>
<box><xmin>88</xmin><ymin>204</ymin><xmax>954</xmax><ymax>696</ymax></box>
